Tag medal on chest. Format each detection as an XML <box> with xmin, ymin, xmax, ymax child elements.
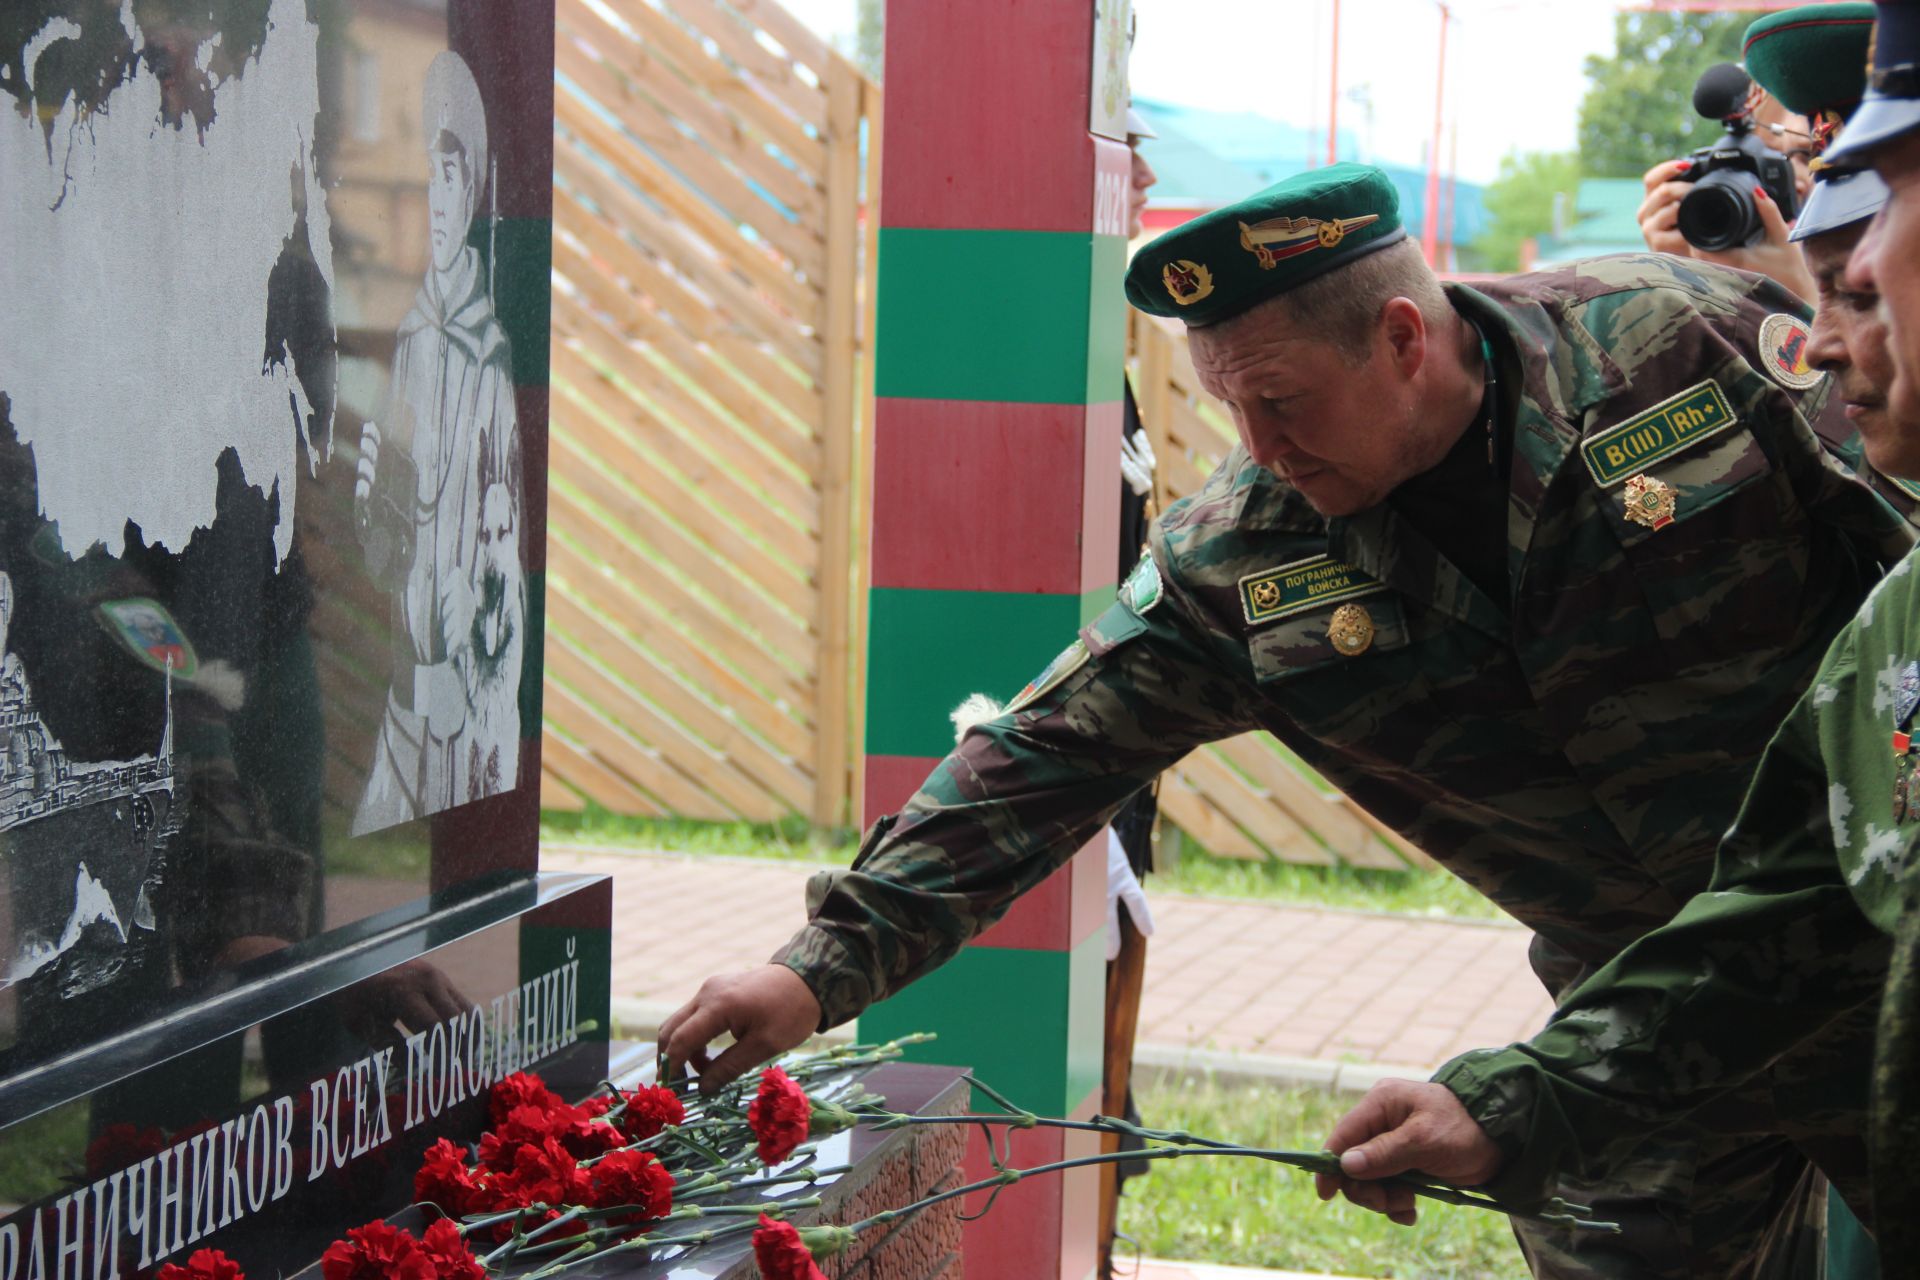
<box><xmin>1895</xmin><ymin>661</ymin><xmax>1920</xmax><ymax>823</ymax></box>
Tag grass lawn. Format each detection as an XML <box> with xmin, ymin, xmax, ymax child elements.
<box><xmin>538</xmin><ymin>809</ymin><xmax>1505</xmax><ymax>921</ymax></box>
<box><xmin>1120</xmin><ymin>1074</ymin><xmax>1530</xmax><ymax>1279</ymax></box>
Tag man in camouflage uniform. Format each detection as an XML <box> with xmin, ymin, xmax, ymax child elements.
<box><xmin>1313</xmin><ymin>8</ymin><xmax>1920</xmax><ymax>1278</ymax></box>
<box><xmin>662</xmin><ymin>158</ymin><xmax>1916</xmax><ymax>1277</ymax></box>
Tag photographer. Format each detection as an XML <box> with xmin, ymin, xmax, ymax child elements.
<box><xmin>1639</xmin><ymin>74</ymin><xmax>1818</xmax><ymax>303</ymax></box>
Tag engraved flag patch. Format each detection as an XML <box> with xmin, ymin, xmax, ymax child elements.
<box><xmin>1581</xmin><ymin>380</ymin><xmax>1737</xmax><ymax>489</ymax></box>
<box><xmin>1239</xmin><ymin>555</ymin><xmax>1387</xmax><ymax>626</ymax></box>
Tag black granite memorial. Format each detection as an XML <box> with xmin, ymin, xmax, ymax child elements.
<box><xmin>0</xmin><ymin>0</ymin><xmax>584</xmax><ymax>1274</ymax></box>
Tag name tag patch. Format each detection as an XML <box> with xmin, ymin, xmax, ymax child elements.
<box><xmin>1122</xmin><ymin>552</ymin><xmax>1163</xmax><ymax>615</ymax></box>
<box><xmin>1581</xmin><ymin>380</ymin><xmax>1737</xmax><ymax>489</ymax></box>
<box><xmin>1239</xmin><ymin>555</ymin><xmax>1386</xmax><ymax>626</ymax></box>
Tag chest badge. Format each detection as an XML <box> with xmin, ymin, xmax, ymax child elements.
<box><xmin>1622</xmin><ymin>473</ymin><xmax>1677</xmax><ymax>531</ymax></box>
<box><xmin>1327</xmin><ymin>603</ymin><xmax>1375</xmax><ymax>656</ymax></box>
<box><xmin>1758</xmin><ymin>313</ymin><xmax>1823</xmax><ymax>391</ymax></box>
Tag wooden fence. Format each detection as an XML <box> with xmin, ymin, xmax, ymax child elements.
<box><xmin>1128</xmin><ymin>311</ymin><xmax>1435</xmax><ymax>872</ymax></box>
<box><xmin>540</xmin><ymin>0</ymin><xmax>878</xmax><ymax>827</ymax></box>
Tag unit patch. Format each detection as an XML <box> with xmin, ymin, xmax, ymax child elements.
<box><xmin>1327</xmin><ymin>603</ymin><xmax>1375</xmax><ymax>656</ymax></box>
<box><xmin>1581</xmin><ymin>380</ymin><xmax>1738</xmax><ymax>488</ymax></box>
<box><xmin>1004</xmin><ymin>639</ymin><xmax>1090</xmax><ymax>715</ymax></box>
<box><xmin>1161</xmin><ymin>260</ymin><xmax>1215</xmax><ymax>306</ymax></box>
<box><xmin>1122</xmin><ymin>553</ymin><xmax>1163</xmax><ymax>615</ymax></box>
<box><xmin>96</xmin><ymin>597</ymin><xmax>199</xmax><ymax>678</ymax></box>
<box><xmin>1239</xmin><ymin>555</ymin><xmax>1386</xmax><ymax>627</ymax></box>
<box><xmin>1758</xmin><ymin>312</ymin><xmax>1823</xmax><ymax>390</ymax></box>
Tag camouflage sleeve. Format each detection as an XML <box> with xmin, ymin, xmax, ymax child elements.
<box><xmin>1435</xmin><ymin>673</ymin><xmax>1887</xmax><ymax>1207</ymax></box>
<box><xmin>773</xmin><ymin>544</ymin><xmax>1259</xmax><ymax>1029</ymax></box>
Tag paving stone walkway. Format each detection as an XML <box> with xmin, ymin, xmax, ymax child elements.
<box><xmin>545</xmin><ymin>844</ymin><xmax>1555</xmax><ymax>1076</ymax></box>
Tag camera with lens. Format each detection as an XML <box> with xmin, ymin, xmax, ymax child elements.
<box><xmin>1675</xmin><ymin>62</ymin><xmax>1801</xmax><ymax>252</ymax></box>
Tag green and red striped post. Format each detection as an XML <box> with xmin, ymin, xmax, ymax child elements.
<box><xmin>855</xmin><ymin>2</ymin><xmax>1128</xmax><ymax>1273</ymax></box>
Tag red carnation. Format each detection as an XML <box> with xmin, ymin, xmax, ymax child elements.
<box><xmin>747</xmin><ymin>1067</ymin><xmax>811</xmax><ymax>1166</ymax></box>
<box><xmin>578</xmin><ymin>1093</ymin><xmax>614</xmax><ymax>1118</ymax></box>
<box><xmin>557</xmin><ymin>1111</ymin><xmax>624</xmax><ymax>1162</ymax></box>
<box><xmin>155</xmin><ymin>1249</ymin><xmax>245</xmax><ymax>1280</ymax></box>
<box><xmin>489</xmin><ymin>1071</ymin><xmax>563</xmax><ymax>1127</ymax></box>
<box><xmin>752</xmin><ymin>1215</ymin><xmax>826</xmax><ymax>1280</ymax></box>
<box><xmin>414</xmin><ymin>1138</ymin><xmax>480</xmax><ymax>1218</ymax></box>
<box><xmin>616</xmin><ymin>1085</ymin><xmax>685</xmax><ymax>1142</ymax></box>
<box><xmin>320</xmin><ymin>1221</ymin><xmax>436</xmax><ymax>1280</ymax></box>
<box><xmin>86</xmin><ymin>1122</ymin><xmax>170</xmax><ymax>1177</ymax></box>
<box><xmin>587</xmin><ymin>1148</ymin><xmax>675</xmax><ymax>1224</ymax></box>
<box><xmin>494</xmin><ymin>1135</ymin><xmax>590</xmax><ymax>1211</ymax></box>
<box><xmin>480</xmin><ymin>1102</ymin><xmax>571</xmax><ymax>1171</ymax></box>
<box><xmin>421</xmin><ymin>1218</ymin><xmax>486</xmax><ymax>1280</ymax></box>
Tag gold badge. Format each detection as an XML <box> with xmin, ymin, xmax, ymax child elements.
<box><xmin>1327</xmin><ymin>603</ymin><xmax>1374</xmax><ymax>656</ymax></box>
<box><xmin>1249</xmin><ymin>579</ymin><xmax>1283</xmax><ymax>612</ymax></box>
<box><xmin>1238</xmin><ymin>213</ymin><xmax>1380</xmax><ymax>269</ymax></box>
<box><xmin>1162</xmin><ymin>259</ymin><xmax>1215</xmax><ymax>306</ymax></box>
<box><xmin>1622</xmin><ymin>473</ymin><xmax>1677</xmax><ymax>531</ymax></box>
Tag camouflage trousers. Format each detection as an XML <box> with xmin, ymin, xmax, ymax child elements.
<box><xmin>1513</xmin><ymin>1000</ymin><xmax>1877</xmax><ymax>1280</ymax></box>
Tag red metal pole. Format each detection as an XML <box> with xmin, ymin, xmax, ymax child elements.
<box><xmin>1421</xmin><ymin>4</ymin><xmax>1448</xmax><ymax>266</ymax></box>
<box><xmin>1445</xmin><ymin>118</ymin><xmax>1459</xmax><ymax>271</ymax></box>
<box><xmin>1327</xmin><ymin>0</ymin><xmax>1340</xmax><ymax>166</ymax></box>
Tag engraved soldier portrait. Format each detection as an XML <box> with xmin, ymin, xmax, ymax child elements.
<box><xmin>353</xmin><ymin>51</ymin><xmax>525</xmax><ymax>836</ymax></box>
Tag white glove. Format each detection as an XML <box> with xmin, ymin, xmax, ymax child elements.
<box><xmin>1105</xmin><ymin>826</ymin><xmax>1155</xmax><ymax>961</ymax></box>
<box><xmin>1119</xmin><ymin>430</ymin><xmax>1157</xmax><ymax>497</ymax></box>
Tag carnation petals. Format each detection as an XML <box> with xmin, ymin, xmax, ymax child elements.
<box><xmin>747</xmin><ymin>1067</ymin><xmax>812</xmax><ymax>1166</ymax></box>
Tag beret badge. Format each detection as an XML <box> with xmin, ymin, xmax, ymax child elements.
<box><xmin>1161</xmin><ymin>259</ymin><xmax>1216</xmax><ymax>306</ymax></box>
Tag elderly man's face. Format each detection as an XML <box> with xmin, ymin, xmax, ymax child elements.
<box><xmin>1187</xmin><ymin>304</ymin><xmax>1427</xmax><ymax>517</ymax></box>
<box><xmin>1849</xmin><ymin>129</ymin><xmax>1920</xmax><ymax>432</ymax></box>
<box><xmin>1803</xmin><ymin>220</ymin><xmax>1914</xmax><ymax>474</ymax></box>
<box><xmin>428</xmin><ymin>145</ymin><xmax>475</xmax><ymax>275</ymax></box>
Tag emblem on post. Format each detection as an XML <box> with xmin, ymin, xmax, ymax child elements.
<box><xmin>1161</xmin><ymin>260</ymin><xmax>1215</xmax><ymax>306</ymax></box>
<box><xmin>1327</xmin><ymin>603</ymin><xmax>1375</xmax><ymax>656</ymax></box>
<box><xmin>1622</xmin><ymin>473</ymin><xmax>1677</xmax><ymax>531</ymax></box>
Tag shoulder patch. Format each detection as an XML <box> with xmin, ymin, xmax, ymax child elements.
<box><xmin>1005</xmin><ymin>639</ymin><xmax>1089</xmax><ymax>715</ymax></box>
<box><xmin>1121</xmin><ymin>552</ymin><xmax>1163</xmax><ymax>615</ymax></box>
<box><xmin>1758</xmin><ymin>312</ymin><xmax>1823</xmax><ymax>391</ymax></box>
<box><xmin>1239</xmin><ymin>554</ymin><xmax>1386</xmax><ymax>627</ymax></box>
<box><xmin>1581</xmin><ymin>379</ymin><xmax>1738</xmax><ymax>489</ymax></box>
<box><xmin>96</xmin><ymin>597</ymin><xmax>199</xmax><ymax>678</ymax></box>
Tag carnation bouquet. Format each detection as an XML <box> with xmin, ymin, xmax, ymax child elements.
<box><xmin>160</xmin><ymin>1034</ymin><xmax>1613</xmax><ymax>1280</ymax></box>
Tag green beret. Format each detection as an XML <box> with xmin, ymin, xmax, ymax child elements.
<box><xmin>1124</xmin><ymin>163</ymin><xmax>1406</xmax><ymax>326</ymax></box>
<box><xmin>1744</xmin><ymin>3</ymin><xmax>1875</xmax><ymax>119</ymax></box>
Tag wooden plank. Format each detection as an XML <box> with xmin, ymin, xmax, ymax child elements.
<box><xmin>559</xmin><ymin>0</ymin><xmax>827</xmax><ymax>177</ymax></box>
<box><xmin>590</xmin><ymin>0</ymin><xmax>828</xmax><ymax>162</ymax></box>
<box><xmin>1213</xmin><ymin>733</ymin><xmax>1374</xmax><ymax>858</ymax></box>
<box><xmin>544</xmin><ymin>679</ymin><xmax>738</xmax><ymax>819</ymax></box>
<box><xmin>547</xmin><ymin>630</ymin><xmax>797</xmax><ymax>816</ymax></box>
<box><xmin>541</xmin><ymin>726</ymin><xmax>669</xmax><ymax>815</ymax></box>
<box><xmin>1155</xmin><ymin>772</ymin><xmax>1267</xmax><ymax>861</ymax></box>
<box><xmin>554</xmin><ymin>23</ymin><xmax>826</xmax><ymax>231</ymax></box>
<box><xmin>550</xmin><ymin>226</ymin><xmax>821</xmax><ymax>481</ymax></box>
<box><xmin>538</xmin><ymin>763</ymin><xmax>590</xmax><ymax>812</ymax></box>
<box><xmin>809</xmin><ymin>54</ymin><xmax>860</xmax><ymax>827</ymax></box>
<box><xmin>550</xmin><ymin>317</ymin><xmax>817</xmax><ymax>538</ymax></box>
<box><xmin>716</xmin><ymin>0</ymin><xmax>837</xmax><ymax>81</ymax></box>
<box><xmin>666</xmin><ymin>0</ymin><xmax>831</xmax><ymax>144</ymax></box>
<box><xmin>546</xmin><ymin>579</ymin><xmax>814</xmax><ymax>794</ymax></box>
<box><xmin>555</xmin><ymin>91</ymin><xmax>817</xmax><ymax>331</ymax></box>
<box><xmin>553</xmin><ymin>148</ymin><xmax>826</xmax><ymax>384</ymax></box>
<box><xmin>545</xmin><ymin>442</ymin><xmax>816</xmax><ymax>683</ymax></box>
<box><xmin>546</xmin><ymin>486</ymin><xmax>815</xmax><ymax>705</ymax></box>
<box><xmin>1176</xmin><ymin>748</ymin><xmax>1335</xmax><ymax>866</ymax></box>
<box><xmin>550</xmin><ymin>384</ymin><xmax>816</xmax><ymax>621</ymax></box>
<box><xmin>552</xmin><ymin>335</ymin><xmax>815</xmax><ymax>547</ymax></box>
<box><xmin>555</xmin><ymin>56</ymin><xmax>825</xmax><ymax>279</ymax></box>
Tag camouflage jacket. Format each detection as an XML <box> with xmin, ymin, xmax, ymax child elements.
<box><xmin>1439</xmin><ymin>546</ymin><xmax>1920</xmax><ymax>1214</ymax></box>
<box><xmin>778</xmin><ymin>254</ymin><xmax>1917</xmax><ymax>1030</ymax></box>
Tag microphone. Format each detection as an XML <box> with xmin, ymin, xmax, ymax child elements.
<box><xmin>1693</xmin><ymin>62</ymin><xmax>1753</xmax><ymax>122</ymax></box>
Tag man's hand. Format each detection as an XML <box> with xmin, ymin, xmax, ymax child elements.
<box><xmin>658</xmin><ymin>964</ymin><xmax>823</xmax><ymax>1091</ymax></box>
<box><xmin>1312</xmin><ymin>1079</ymin><xmax>1505</xmax><ymax>1227</ymax></box>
